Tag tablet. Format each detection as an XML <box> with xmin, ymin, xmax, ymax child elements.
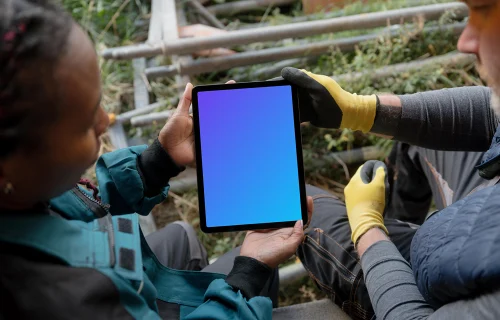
<box><xmin>192</xmin><ymin>80</ymin><xmax>308</xmax><ymax>233</ymax></box>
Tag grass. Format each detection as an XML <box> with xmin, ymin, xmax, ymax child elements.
<box><xmin>64</xmin><ymin>0</ymin><xmax>480</xmax><ymax>307</ymax></box>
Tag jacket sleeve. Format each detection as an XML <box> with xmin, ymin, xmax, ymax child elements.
<box><xmin>186</xmin><ymin>257</ymin><xmax>274</xmax><ymax>320</ymax></box>
<box><xmin>395</xmin><ymin>86</ymin><xmax>497</xmax><ymax>151</ymax></box>
<box><xmin>361</xmin><ymin>240</ymin><xmax>434</xmax><ymax>320</ymax></box>
<box><xmin>361</xmin><ymin>241</ymin><xmax>500</xmax><ymax>320</ymax></box>
<box><xmin>185</xmin><ymin>280</ymin><xmax>273</xmax><ymax>320</ymax></box>
<box><xmin>95</xmin><ymin>139</ymin><xmax>184</xmax><ymax>216</ymax></box>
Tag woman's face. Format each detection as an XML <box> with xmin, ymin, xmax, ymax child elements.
<box><xmin>0</xmin><ymin>23</ymin><xmax>109</xmax><ymax>209</ymax></box>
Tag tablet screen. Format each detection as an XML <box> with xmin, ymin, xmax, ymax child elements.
<box><xmin>197</xmin><ymin>84</ymin><xmax>303</xmax><ymax>228</ymax></box>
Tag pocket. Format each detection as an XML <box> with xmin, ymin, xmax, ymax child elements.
<box><xmin>306</xmin><ymin>230</ymin><xmax>356</xmax><ymax>283</ymax></box>
<box><xmin>297</xmin><ymin>228</ymin><xmax>374</xmax><ymax>320</ymax></box>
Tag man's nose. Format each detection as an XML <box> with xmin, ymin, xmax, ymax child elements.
<box><xmin>457</xmin><ymin>23</ymin><xmax>480</xmax><ymax>56</ymax></box>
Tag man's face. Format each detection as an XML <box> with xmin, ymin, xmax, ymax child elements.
<box><xmin>458</xmin><ymin>0</ymin><xmax>500</xmax><ymax>115</ymax></box>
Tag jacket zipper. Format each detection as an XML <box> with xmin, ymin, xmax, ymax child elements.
<box><xmin>74</xmin><ymin>187</ymin><xmax>110</xmax><ymax>218</ymax></box>
<box><xmin>74</xmin><ymin>187</ymin><xmax>116</xmax><ymax>267</ymax></box>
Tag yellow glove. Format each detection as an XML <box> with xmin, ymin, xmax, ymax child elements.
<box><xmin>281</xmin><ymin>67</ymin><xmax>377</xmax><ymax>133</ymax></box>
<box><xmin>344</xmin><ymin>160</ymin><xmax>389</xmax><ymax>244</ymax></box>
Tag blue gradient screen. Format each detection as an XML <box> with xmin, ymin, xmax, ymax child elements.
<box><xmin>197</xmin><ymin>85</ymin><xmax>302</xmax><ymax>228</ymax></box>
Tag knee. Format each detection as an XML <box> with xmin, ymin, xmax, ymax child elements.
<box><xmin>306</xmin><ymin>184</ymin><xmax>336</xmax><ymax>197</ymax></box>
<box><xmin>157</xmin><ymin>221</ymin><xmax>191</xmax><ymax>238</ymax></box>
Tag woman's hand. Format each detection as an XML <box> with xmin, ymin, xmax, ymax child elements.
<box><xmin>159</xmin><ymin>81</ymin><xmax>235</xmax><ymax>167</ymax></box>
<box><xmin>158</xmin><ymin>83</ymin><xmax>196</xmax><ymax>167</ymax></box>
<box><xmin>240</xmin><ymin>196</ymin><xmax>313</xmax><ymax>269</ymax></box>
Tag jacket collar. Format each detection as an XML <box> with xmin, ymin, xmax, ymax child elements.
<box><xmin>477</xmin><ymin>125</ymin><xmax>500</xmax><ymax>179</ymax></box>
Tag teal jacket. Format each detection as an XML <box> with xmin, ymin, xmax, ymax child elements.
<box><xmin>0</xmin><ymin>144</ymin><xmax>272</xmax><ymax>319</ymax></box>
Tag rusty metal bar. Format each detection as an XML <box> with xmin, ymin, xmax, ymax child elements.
<box><xmin>130</xmin><ymin>51</ymin><xmax>473</xmax><ymax>127</ymax></box>
<box><xmin>144</xmin><ymin>22</ymin><xmax>466</xmax><ymax>79</ymax></box>
<box><xmin>207</xmin><ymin>0</ymin><xmax>295</xmax><ymax>16</ymax></box>
<box><xmin>101</xmin><ymin>2</ymin><xmax>468</xmax><ymax>60</ymax></box>
<box><xmin>186</xmin><ymin>0</ymin><xmax>226</xmax><ymax>29</ymax></box>
<box><xmin>333</xmin><ymin>51</ymin><xmax>475</xmax><ymax>83</ymax></box>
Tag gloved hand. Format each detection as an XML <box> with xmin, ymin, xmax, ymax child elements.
<box><xmin>344</xmin><ymin>160</ymin><xmax>389</xmax><ymax>244</ymax></box>
<box><xmin>281</xmin><ymin>67</ymin><xmax>377</xmax><ymax>133</ymax></box>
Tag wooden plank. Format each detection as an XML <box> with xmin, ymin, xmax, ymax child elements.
<box><xmin>132</xmin><ymin>58</ymin><xmax>158</xmax><ymax>235</ymax></box>
<box><xmin>108</xmin><ymin>124</ymin><xmax>129</xmax><ymax>149</ymax></box>
<box><xmin>138</xmin><ymin>0</ymin><xmax>193</xmax><ymax>232</ymax></box>
<box><xmin>173</xmin><ymin>0</ymin><xmax>192</xmax><ymax>95</ymax></box>
<box><xmin>133</xmin><ymin>59</ymin><xmax>150</xmax><ymax>109</ymax></box>
<box><xmin>107</xmin><ymin>59</ymin><xmax>157</xmax><ymax>235</ymax></box>
<box><xmin>148</xmin><ymin>0</ymin><xmax>163</xmax><ymax>42</ymax></box>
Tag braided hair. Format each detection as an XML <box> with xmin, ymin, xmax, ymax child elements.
<box><xmin>0</xmin><ymin>0</ymin><xmax>72</xmax><ymax>158</ymax></box>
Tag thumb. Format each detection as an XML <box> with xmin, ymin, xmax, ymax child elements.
<box><xmin>287</xmin><ymin>220</ymin><xmax>305</xmax><ymax>247</ymax></box>
<box><xmin>176</xmin><ymin>83</ymin><xmax>193</xmax><ymax>115</ymax></box>
<box><xmin>281</xmin><ymin>67</ymin><xmax>318</xmax><ymax>90</ymax></box>
<box><xmin>372</xmin><ymin>166</ymin><xmax>387</xmax><ymax>185</ymax></box>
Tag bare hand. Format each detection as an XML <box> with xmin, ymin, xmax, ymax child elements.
<box><xmin>159</xmin><ymin>81</ymin><xmax>235</xmax><ymax>167</ymax></box>
<box><xmin>240</xmin><ymin>196</ymin><xmax>314</xmax><ymax>269</ymax></box>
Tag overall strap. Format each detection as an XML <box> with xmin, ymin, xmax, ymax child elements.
<box><xmin>140</xmin><ymin>232</ymin><xmax>226</xmax><ymax>308</ymax></box>
<box><xmin>0</xmin><ymin>213</ymin><xmax>111</xmax><ymax>268</ymax></box>
<box><xmin>0</xmin><ymin>212</ymin><xmax>144</xmax><ymax>282</ymax></box>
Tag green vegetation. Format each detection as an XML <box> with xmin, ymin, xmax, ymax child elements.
<box><xmin>63</xmin><ymin>0</ymin><xmax>479</xmax><ymax>306</ymax></box>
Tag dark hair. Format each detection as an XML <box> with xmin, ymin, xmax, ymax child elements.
<box><xmin>0</xmin><ymin>0</ymin><xmax>73</xmax><ymax>158</ymax></box>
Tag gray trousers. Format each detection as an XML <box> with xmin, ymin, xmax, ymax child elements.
<box><xmin>296</xmin><ymin>143</ymin><xmax>487</xmax><ymax>320</ymax></box>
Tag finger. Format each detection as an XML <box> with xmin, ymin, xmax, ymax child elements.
<box><xmin>360</xmin><ymin>160</ymin><xmax>377</xmax><ymax>184</ymax></box>
<box><xmin>281</xmin><ymin>67</ymin><xmax>317</xmax><ymax>89</ymax></box>
<box><xmin>176</xmin><ymin>83</ymin><xmax>193</xmax><ymax>115</ymax></box>
<box><xmin>352</xmin><ymin>164</ymin><xmax>364</xmax><ymax>181</ymax></box>
<box><xmin>286</xmin><ymin>220</ymin><xmax>305</xmax><ymax>247</ymax></box>
<box><xmin>373</xmin><ymin>166</ymin><xmax>387</xmax><ymax>185</ymax></box>
<box><xmin>225</xmin><ymin>80</ymin><xmax>236</xmax><ymax>84</ymax></box>
<box><xmin>362</xmin><ymin>160</ymin><xmax>387</xmax><ymax>184</ymax></box>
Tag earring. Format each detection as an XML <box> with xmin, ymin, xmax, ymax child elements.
<box><xmin>3</xmin><ymin>182</ymin><xmax>14</xmax><ymax>195</ymax></box>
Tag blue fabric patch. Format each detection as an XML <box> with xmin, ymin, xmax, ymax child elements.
<box><xmin>118</xmin><ymin>218</ymin><xmax>133</xmax><ymax>234</ymax></box>
<box><xmin>112</xmin><ymin>214</ymin><xmax>143</xmax><ymax>281</ymax></box>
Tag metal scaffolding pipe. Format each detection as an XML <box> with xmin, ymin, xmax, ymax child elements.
<box><xmin>186</xmin><ymin>0</ymin><xmax>226</xmax><ymax>29</ymax></box>
<box><xmin>130</xmin><ymin>110</ymin><xmax>175</xmax><ymax>127</ymax></box>
<box><xmin>308</xmin><ymin>147</ymin><xmax>387</xmax><ymax>169</ymax></box>
<box><xmin>145</xmin><ymin>34</ymin><xmax>374</xmax><ymax>78</ymax></box>
<box><xmin>279</xmin><ymin>263</ymin><xmax>308</xmax><ymax>288</ymax></box>
<box><xmin>144</xmin><ymin>22</ymin><xmax>466</xmax><ymax>79</ymax></box>
<box><xmin>130</xmin><ymin>51</ymin><xmax>473</xmax><ymax>127</ymax></box>
<box><xmin>207</xmin><ymin>0</ymin><xmax>295</xmax><ymax>16</ymax></box>
<box><xmin>333</xmin><ymin>51</ymin><xmax>476</xmax><ymax>83</ymax></box>
<box><xmin>101</xmin><ymin>2</ymin><xmax>468</xmax><ymax>60</ymax></box>
<box><xmin>115</xmin><ymin>100</ymin><xmax>170</xmax><ymax>124</ymax></box>
<box><xmin>169</xmin><ymin>171</ymin><xmax>198</xmax><ymax>193</ymax></box>
<box><xmin>236</xmin><ymin>0</ymin><xmax>449</xmax><ymax>30</ymax></box>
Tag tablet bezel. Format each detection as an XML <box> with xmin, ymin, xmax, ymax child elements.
<box><xmin>192</xmin><ymin>80</ymin><xmax>308</xmax><ymax>233</ymax></box>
